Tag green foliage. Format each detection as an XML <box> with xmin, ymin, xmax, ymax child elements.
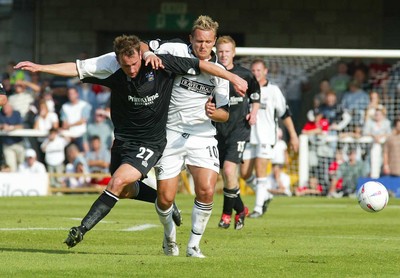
<box><xmin>0</xmin><ymin>195</ymin><xmax>399</xmax><ymax>277</ymax></box>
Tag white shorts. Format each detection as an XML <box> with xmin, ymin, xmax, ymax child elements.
<box><xmin>155</xmin><ymin>129</ymin><xmax>220</xmax><ymax>180</ymax></box>
<box><xmin>242</xmin><ymin>143</ymin><xmax>274</xmax><ymax>160</ymax></box>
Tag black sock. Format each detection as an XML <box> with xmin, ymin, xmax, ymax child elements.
<box><xmin>131</xmin><ymin>180</ymin><xmax>157</xmax><ymax>203</ymax></box>
<box><xmin>222</xmin><ymin>187</ymin><xmax>238</xmax><ymax>215</ymax></box>
<box><xmin>233</xmin><ymin>188</ymin><xmax>245</xmax><ymax>214</ymax></box>
<box><xmin>80</xmin><ymin>190</ymin><xmax>118</xmax><ymax>233</ymax></box>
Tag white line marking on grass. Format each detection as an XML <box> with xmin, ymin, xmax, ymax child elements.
<box><xmin>0</xmin><ymin>228</ymin><xmax>67</xmax><ymax>231</ymax></box>
<box><xmin>121</xmin><ymin>224</ymin><xmax>158</xmax><ymax>232</ymax></box>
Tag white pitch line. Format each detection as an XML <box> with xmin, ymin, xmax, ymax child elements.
<box><xmin>121</xmin><ymin>224</ymin><xmax>158</xmax><ymax>231</ymax></box>
<box><xmin>0</xmin><ymin>224</ymin><xmax>159</xmax><ymax>232</ymax></box>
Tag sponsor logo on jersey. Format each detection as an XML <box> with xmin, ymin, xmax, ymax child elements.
<box><xmin>229</xmin><ymin>96</ymin><xmax>244</xmax><ymax>105</ymax></box>
<box><xmin>128</xmin><ymin>93</ymin><xmax>159</xmax><ymax>106</ymax></box>
<box><xmin>179</xmin><ymin>77</ymin><xmax>214</xmax><ymax>95</ymax></box>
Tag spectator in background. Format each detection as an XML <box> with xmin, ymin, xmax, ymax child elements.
<box><xmin>365</xmin><ymin>91</ymin><xmax>386</xmax><ymax>122</ymax></box>
<box><xmin>7</xmin><ymin>81</ymin><xmax>34</xmax><ymax>125</ymax></box>
<box><xmin>313</xmin><ymin>79</ymin><xmax>331</xmax><ymax>108</ymax></box>
<box><xmin>319</xmin><ymin>91</ymin><xmax>351</xmax><ymax>133</ymax></box>
<box><xmin>327</xmin><ymin>150</ymin><xmax>344</xmax><ymax>194</ymax></box>
<box><xmin>86</xmin><ymin>135</ymin><xmax>111</xmax><ymax>187</ymax></box>
<box><xmin>327</xmin><ymin>148</ymin><xmax>367</xmax><ymax>198</ymax></box>
<box><xmin>33</xmin><ymin>99</ymin><xmax>59</xmax><ymax>132</ymax></box>
<box><xmin>64</xmin><ymin>143</ymin><xmax>90</xmax><ymax>188</ymax></box>
<box><xmin>295</xmin><ymin>176</ymin><xmax>323</xmax><ymax>196</ymax></box>
<box><xmin>347</xmin><ymin>58</ymin><xmax>368</xmax><ymax>77</ymax></box>
<box><xmin>68</xmin><ymin>78</ymin><xmax>97</xmax><ymax>115</ymax></box>
<box><xmin>6</xmin><ymin>61</ymin><xmax>30</xmax><ymax>85</ymax></box>
<box><xmin>353</xmin><ymin>68</ymin><xmax>371</xmax><ymax>92</ymax></box>
<box><xmin>41</xmin><ymin>127</ymin><xmax>70</xmax><ymax>188</ymax></box>
<box><xmin>329</xmin><ymin>61</ymin><xmax>351</xmax><ymax>101</ymax></box>
<box><xmin>268</xmin><ymin>61</ymin><xmax>288</xmax><ymax>93</ymax></box>
<box><xmin>340</xmin><ymin>79</ymin><xmax>369</xmax><ymax>128</ymax></box>
<box><xmin>60</xmin><ymin>87</ymin><xmax>92</xmax><ymax>151</ymax></box>
<box><xmin>0</xmin><ymin>103</ymin><xmax>25</xmax><ymax>171</ymax></box>
<box><xmin>86</xmin><ymin>135</ymin><xmax>110</xmax><ymax>174</ymax></box>
<box><xmin>84</xmin><ymin>108</ymin><xmax>113</xmax><ymax>152</ymax></box>
<box><xmin>383</xmin><ymin>117</ymin><xmax>400</xmax><ymax>177</ymax></box>
<box><xmin>363</xmin><ymin>108</ymin><xmax>391</xmax><ymax>178</ymax></box>
<box><xmin>368</xmin><ymin>58</ymin><xmax>390</xmax><ymax>89</ymax></box>
<box><xmin>271</xmin><ymin>128</ymin><xmax>289</xmax><ymax>168</ymax></box>
<box><xmin>301</xmin><ymin>108</ymin><xmax>329</xmax><ymax>135</ymax></box>
<box><xmin>18</xmin><ymin>148</ymin><xmax>46</xmax><ymax>174</ymax></box>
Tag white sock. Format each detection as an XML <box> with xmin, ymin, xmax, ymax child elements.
<box><xmin>254</xmin><ymin>177</ymin><xmax>268</xmax><ymax>214</ymax></box>
<box><xmin>155</xmin><ymin>202</ymin><xmax>176</xmax><ymax>242</ymax></box>
<box><xmin>188</xmin><ymin>199</ymin><xmax>212</xmax><ymax>248</ymax></box>
<box><xmin>246</xmin><ymin>174</ymin><xmax>256</xmax><ymax>191</ymax></box>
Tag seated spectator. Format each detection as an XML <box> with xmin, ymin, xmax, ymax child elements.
<box><xmin>295</xmin><ymin>176</ymin><xmax>323</xmax><ymax>196</ymax></box>
<box><xmin>64</xmin><ymin>143</ymin><xmax>90</xmax><ymax>188</ymax></box>
<box><xmin>41</xmin><ymin>127</ymin><xmax>70</xmax><ymax>188</ymax></box>
<box><xmin>86</xmin><ymin>135</ymin><xmax>111</xmax><ymax>186</ymax></box>
<box><xmin>301</xmin><ymin>108</ymin><xmax>329</xmax><ymax>135</ymax></box>
<box><xmin>347</xmin><ymin>58</ymin><xmax>368</xmax><ymax>77</ymax></box>
<box><xmin>60</xmin><ymin>87</ymin><xmax>92</xmax><ymax>151</ymax></box>
<box><xmin>18</xmin><ymin>148</ymin><xmax>46</xmax><ymax>174</ymax></box>
<box><xmin>0</xmin><ymin>103</ymin><xmax>25</xmax><ymax>171</ymax></box>
<box><xmin>353</xmin><ymin>68</ymin><xmax>371</xmax><ymax>92</ymax></box>
<box><xmin>327</xmin><ymin>148</ymin><xmax>367</xmax><ymax>198</ymax></box>
<box><xmin>86</xmin><ymin>135</ymin><xmax>110</xmax><ymax>173</ymax></box>
<box><xmin>329</xmin><ymin>61</ymin><xmax>351</xmax><ymax>101</ymax></box>
<box><xmin>84</xmin><ymin>108</ymin><xmax>113</xmax><ymax>152</ymax></box>
<box><xmin>383</xmin><ymin>117</ymin><xmax>400</xmax><ymax>177</ymax></box>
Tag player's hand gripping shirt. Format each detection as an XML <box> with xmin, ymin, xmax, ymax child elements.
<box><xmin>76</xmin><ymin>52</ymin><xmax>200</xmax><ymax>147</ymax></box>
<box><xmin>149</xmin><ymin>39</ymin><xmax>230</xmax><ymax>137</ymax></box>
<box><xmin>251</xmin><ymin>81</ymin><xmax>287</xmax><ymax>146</ymax></box>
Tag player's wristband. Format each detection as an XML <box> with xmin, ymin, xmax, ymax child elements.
<box><xmin>143</xmin><ymin>51</ymin><xmax>156</xmax><ymax>60</ymax></box>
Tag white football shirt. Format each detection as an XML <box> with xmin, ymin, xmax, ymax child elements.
<box><xmin>250</xmin><ymin>82</ymin><xmax>287</xmax><ymax>145</ymax></box>
<box><xmin>152</xmin><ymin>41</ymin><xmax>229</xmax><ymax>137</ymax></box>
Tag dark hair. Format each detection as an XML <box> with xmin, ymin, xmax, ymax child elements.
<box><xmin>90</xmin><ymin>135</ymin><xmax>101</xmax><ymax>142</ymax></box>
<box><xmin>113</xmin><ymin>35</ymin><xmax>141</xmax><ymax>60</ymax></box>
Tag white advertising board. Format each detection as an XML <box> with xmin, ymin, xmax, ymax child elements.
<box><xmin>0</xmin><ymin>173</ymin><xmax>49</xmax><ymax>197</ymax></box>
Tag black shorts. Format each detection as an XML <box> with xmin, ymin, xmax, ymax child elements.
<box><xmin>216</xmin><ymin>134</ymin><xmax>247</xmax><ymax>167</ymax></box>
<box><xmin>109</xmin><ymin>139</ymin><xmax>165</xmax><ymax>179</ymax></box>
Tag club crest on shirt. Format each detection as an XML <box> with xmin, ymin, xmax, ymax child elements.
<box><xmin>145</xmin><ymin>71</ymin><xmax>155</xmax><ymax>82</ymax></box>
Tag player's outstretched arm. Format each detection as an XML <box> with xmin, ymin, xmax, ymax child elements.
<box><xmin>14</xmin><ymin>61</ymin><xmax>78</xmax><ymax>77</ymax></box>
<box><xmin>199</xmin><ymin>60</ymin><xmax>248</xmax><ymax>96</ymax></box>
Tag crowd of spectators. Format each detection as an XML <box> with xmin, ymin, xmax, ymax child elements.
<box><xmin>0</xmin><ymin>58</ymin><xmax>113</xmax><ymax>188</ymax></box>
<box><xmin>299</xmin><ymin>58</ymin><xmax>400</xmax><ymax>197</ymax></box>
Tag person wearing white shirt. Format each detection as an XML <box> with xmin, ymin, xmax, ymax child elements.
<box><xmin>18</xmin><ymin>148</ymin><xmax>46</xmax><ymax>174</ymax></box>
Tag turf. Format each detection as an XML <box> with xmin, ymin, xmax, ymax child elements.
<box><xmin>0</xmin><ymin>194</ymin><xmax>399</xmax><ymax>277</ymax></box>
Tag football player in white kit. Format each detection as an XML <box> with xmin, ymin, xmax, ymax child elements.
<box><xmin>241</xmin><ymin>59</ymin><xmax>299</xmax><ymax>218</ymax></box>
<box><xmin>144</xmin><ymin>15</ymin><xmax>247</xmax><ymax>258</ymax></box>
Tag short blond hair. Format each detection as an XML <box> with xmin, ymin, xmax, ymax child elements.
<box><xmin>216</xmin><ymin>35</ymin><xmax>236</xmax><ymax>48</ymax></box>
<box><xmin>191</xmin><ymin>15</ymin><xmax>219</xmax><ymax>36</ymax></box>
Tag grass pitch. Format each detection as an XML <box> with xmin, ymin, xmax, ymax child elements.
<box><xmin>0</xmin><ymin>194</ymin><xmax>399</xmax><ymax>277</ymax></box>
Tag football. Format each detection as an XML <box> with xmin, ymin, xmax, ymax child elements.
<box><xmin>357</xmin><ymin>181</ymin><xmax>389</xmax><ymax>213</ymax></box>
